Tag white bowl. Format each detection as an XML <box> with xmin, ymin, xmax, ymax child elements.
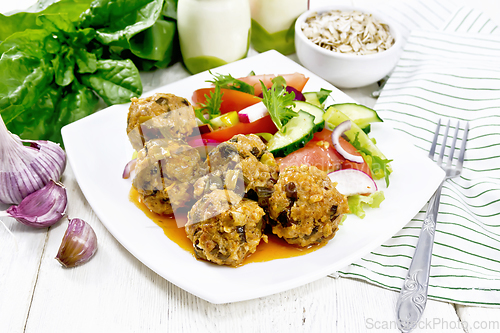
<box><xmin>295</xmin><ymin>5</ymin><xmax>403</xmax><ymax>89</ymax></box>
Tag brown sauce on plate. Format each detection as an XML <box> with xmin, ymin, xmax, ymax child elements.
<box><xmin>129</xmin><ymin>187</ymin><xmax>326</xmax><ymax>266</ymax></box>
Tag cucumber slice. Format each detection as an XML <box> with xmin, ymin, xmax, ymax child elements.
<box><xmin>330</xmin><ymin>103</ymin><xmax>383</xmax><ymax>130</ymax></box>
<box><xmin>267</xmin><ymin>111</ymin><xmax>315</xmax><ymax>157</ymax></box>
<box><xmin>324</xmin><ymin>106</ymin><xmax>392</xmax><ymax>179</ymax></box>
<box><xmin>303</xmin><ymin>92</ymin><xmax>322</xmax><ymax>107</ymax></box>
<box><xmin>362</xmin><ymin>124</ymin><xmax>371</xmax><ymax>134</ymax></box>
<box><xmin>290</xmin><ymin>101</ymin><xmax>325</xmax><ymax>132</ymax></box>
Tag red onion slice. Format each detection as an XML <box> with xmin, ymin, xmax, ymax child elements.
<box><xmin>258</xmin><ymin>86</ymin><xmax>305</xmax><ymax>101</ymax></box>
<box><xmin>187</xmin><ymin>138</ymin><xmax>221</xmax><ymax>148</ymax></box>
<box><xmin>187</xmin><ymin>138</ymin><xmax>221</xmax><ymax>159</ymax></box>
<box><xmin>331</xmin><ymin>120</ymin><xmax>364</xmax><ymax>164</ymax></box>
<box><xmin>122</xmin><ymin>158</ymin><xmax>137</xmax><ymax>179</ymax></box>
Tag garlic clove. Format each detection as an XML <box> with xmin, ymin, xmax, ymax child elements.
<box><xmin>0</xmin><ymin>115</ymin><xmax>66</xmax><ymax>205</ymax></box>
<box><xmin>6</xmin><ymin>180</ymin><xmax>67</xmax><ymax>228</ymax></box>
<box><xmin>55</xmin><ymin>218</ymin><xmax>98</xmax><ymax>268</ymax></box>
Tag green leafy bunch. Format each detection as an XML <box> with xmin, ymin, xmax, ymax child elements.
<box><xmin>0</xmin><ymin>0</ymin><xmax>179</xmax><ymax>144</ymax></box>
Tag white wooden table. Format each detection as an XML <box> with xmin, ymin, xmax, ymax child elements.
<box><xmin>2</xmin><ymin>1</ymin><xmax>500</xmax><ymax>332</ymax></box>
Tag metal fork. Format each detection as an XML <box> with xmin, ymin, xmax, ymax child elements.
<box><xmin>395</xmin><ymin>119</ymin><xmax>469</xmax><ymax>333</ymax></box>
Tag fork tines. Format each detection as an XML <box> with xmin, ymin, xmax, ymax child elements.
<box><xmin>429</xmin><ymin>119</ymin><xmax>470</xmax><ymax>171</ymax></box>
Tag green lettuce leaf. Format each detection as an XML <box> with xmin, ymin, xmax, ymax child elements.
<box><xmin>348</xmin><ymin>191</ymin><xmax>385</xmax><ymax>219</ymax></box>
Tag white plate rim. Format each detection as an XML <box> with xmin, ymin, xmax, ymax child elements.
<box><xmin>62</xmin><ymin>50</ymin><xmax>445</xmax><ymax>304</ymax></box>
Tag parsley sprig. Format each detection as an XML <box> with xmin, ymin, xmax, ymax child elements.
<box><xmin>198</xmin><ymin>84</ymin><xmax>223</xmax><ymax>120</ymax></box>
<box><xmin>260</xmin><ymin>76</ymin><xmax>297</xmax><ymax>130</ymax></box>
<box><xmin>207</xmin><ymin>71</ymin><xmax>255</xmax><ymax>95</ymax></box>
<box><xmin>195</xmin><ymin>72</ymin><xmax>257</xmax><ymax>124</ymax></box>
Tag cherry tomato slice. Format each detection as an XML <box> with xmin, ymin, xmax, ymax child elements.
<box><xmin>192</xmin><ymin>88</ymin><xmax>262</xmax><ymax>114</ymax></box>
<box><xmin>236</xmin><ymin>73</ymin><xmax>309</xmax><ymax>96</ymax></box>
<box><xmin>201</xmin><ymin>115</ymin><xmax>278</xmax><ymax>142</ymax></box>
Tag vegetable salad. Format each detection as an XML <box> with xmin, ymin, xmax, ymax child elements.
<box><xmin>191</xmin><ymin>71</ymin><xmax>392</xmax><ymax>218</ymax></box>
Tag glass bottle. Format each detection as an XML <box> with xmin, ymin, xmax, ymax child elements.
<box><xmin>250</xmin><ymin>0</ymin><xmax>308</xmax><ymax>55</ymax></box>
<box><xmin>177</xmin><ymin>0</ymin><xmax>251</xmax><ymax>74</ymax></box>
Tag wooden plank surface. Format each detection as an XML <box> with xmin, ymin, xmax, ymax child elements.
<box><xmin>16</xmin><ymin>164</ymin><xmax>463</xmax><ymax>333</ymax></box>
<box><xmin>2</xmin><ymin>1</ymin><xmax>500</xmax><ymax>332</ymax></box>
<box><xmin>0</xmin><ymin>215</ymin><xmax>47</xmax><ymax>333</ymax></box>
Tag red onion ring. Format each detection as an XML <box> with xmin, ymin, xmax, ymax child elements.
<box><xmin>331</xmin><ymin>120</ymin><xmax>364</xmax><ymax>164</ymax></box>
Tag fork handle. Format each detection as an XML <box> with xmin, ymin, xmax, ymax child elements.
<box><xmin>395</xmin><ymin>184</ymin><xmax>443</xmax><ymax>333</ymax></box>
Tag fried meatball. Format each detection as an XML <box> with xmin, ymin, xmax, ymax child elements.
<box><xmin>186</xmin><ymin>189</ymin><xmax>266</xmax><ymax>266</ymax></box>
<box><xmin>268</xmin><ymin>165</ymin><xmax>349</xmax><ymax>247</ymax></box>
<box><xmin>207</xmin><ymin>134</ymin><xmax>279</xmax><ymax>205</ymax></box>
<box><xmin>133</xmin><ymin>138</ymin><xmax>208</xmax><ymax>215</ymax></box>
<box><xmin>127</xmin><ymin>93</ymin><xmax>198</xmax><ymax>150</ymax></box>
<box><xmin>192</xmin><ymin>169</ymin><xmax>226</xmax><ymax>199</ymax></box>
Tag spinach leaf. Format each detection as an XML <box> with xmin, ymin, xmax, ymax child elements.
<box><xmin>79</xmin><ymin>0</ymin><xmax>162</xmax><ymax>47</ymax></box>
<box><xmin>162</xmin><ymin>0</ymin><xmax>178</xmax><ymax>20</ymax></box>
<box><xmin>0</xmin><ymin>0</ymin><xmax>94</xmax><ymax>41</ymax></box>
<box><xmin>75</xmin><ymin>49</ymin><xmax>97</xmax><ymax>73</ymax></box>
<box><xmin>51</xmin><ymin>47</ymin><xmax>75</xmax><ymax>86</ymax></box>
<box><xmin>6</xmin><ymin>87</ymin><xmax>61</xmax><ymax>141</ymax></box>
<box><xmin>57</xmin><ymin>83</ymin><xmax>99</xmax><ymax>124</ymax></box>
<box><xmin>37</xmin><ymin>12</ymin><xmax>76</xmax><ymax>33</ymax></box>
<box><xmin>80</xmin><ymin>59</ymin><xmax>142</xmax><ymax>105</ymax></box>
<box><xmin>0</xmin><ymin>33</ymin><xmax>54</xmax><ymax>123</ymax></box>
<box><xmin>49</xmin><ymin>82</ymin><xmax>99</xmax><ymax>143</ymax></box>
<box><xmin>128</xmin><ymin>18</ymin><xmax>176</xmax><ymax>61</ymax></box>
<box><xmin>79</xmin><ymin>0</ymin><xmax>177</xmax><ymax>67</ymax></box>
<box><xmin>0</xmin><ymin>28</ymin><xmax>51</xmax><ymax>57</ymax></box>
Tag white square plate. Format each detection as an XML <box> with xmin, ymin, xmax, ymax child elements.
<box><xmin>62</xmin><ymin>50</ymin><xmax>445</xmax><ymax>304</ymax></box>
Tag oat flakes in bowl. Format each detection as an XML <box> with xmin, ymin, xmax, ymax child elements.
<box><xmin>294</xmin><ymin>6</ymin><xmax>403</xmax><ymax>88</ymax></box>
<box><xmin>301</xmin><ymin>10</ymin><xmax>395</xmax><ymax>55</ymax></box>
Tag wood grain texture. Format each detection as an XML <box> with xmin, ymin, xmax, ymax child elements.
<box><xmin>455</xmin><ymin>305</ymin><xmax>500</xmax><ymax>333</ymax></box>
<box><xmin>0</xmin><ymin>216</ymin><xmax>47</xmax><ymax>333</ymax></box>
<box><xmin>16</xmin><ymin>165</ymin><xmax>463</xmax><ymax>333</ymax></box>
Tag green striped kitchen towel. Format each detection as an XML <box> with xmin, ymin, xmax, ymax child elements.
<box><xmin>337</xmin><ymin>9</ymin><xmax>500</xmax><ymax>307</ymax></box>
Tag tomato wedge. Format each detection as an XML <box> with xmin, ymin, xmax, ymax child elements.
<box><xmin>192</xmin><ymin>88</ymin><xmax>261</xmax><ymax>114</ymax></box>
<box><xmin>277</xmin><ymin>140</ymin><xmax>344</xmax><ymax>173</ymax></box>
<box><xmin>201</xmin><ymin>114</ymin><xmax>278</xmax><ymax>142</ymax></box>
<box><xmin>277</xmin><ymin>128</ymin><xmax>372</xmax><ymax>176</ymax></box>
<box><xmin>312</xmin><ymin>128</ymin><xmax>371</xmax><ymax>176</ymax></box>
<box><xmin>236</xmin><ymin>72</ymin><xmax>310</xmax><ymax>96</ymax></box>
